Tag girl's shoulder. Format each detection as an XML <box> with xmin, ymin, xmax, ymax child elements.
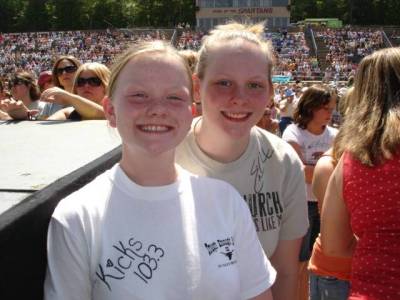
<box><xmin>51</xmin><ymin>167</ymin><xmax>115</xmax><ymax>223</ymax></box>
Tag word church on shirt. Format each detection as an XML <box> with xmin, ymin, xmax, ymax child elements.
<box><xmin>243</xmin><ymin>191</ymin><xmax>283</xmax><ymax>232</ymax></box>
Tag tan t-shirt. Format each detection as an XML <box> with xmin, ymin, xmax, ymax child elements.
<box><xmin>176</xmin><ymin>124</ymin><xmax>308</xmax><ymax>257</ymax></box>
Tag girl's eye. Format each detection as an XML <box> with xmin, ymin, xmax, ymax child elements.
<box><xmin>216</xmin><ymin>80</ymin><xmax>232</xmax><ymax>87</ymax></box>
<box><xmin>167</xmin><ymin>95</ymin><xmax>183</xmax><ymax>101</ymax></box>
<box><xmin>247</xmin><ymin>82</ymin><xmax>263</xmax><ymax>89</ymax></box>
<box><xmin>133</xmin><ymin>93</ymin><xmax>146</xmax><ymax>98</ymax></box>
<box><xmin>129</xmin><ymin>93</ymin><xmax>147</xmax><ymax>100</ymax></box>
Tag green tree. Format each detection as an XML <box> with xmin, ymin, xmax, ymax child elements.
<box><xmin>23</xmin><ymin>0</ymin><xmax>51</xmax><ymax>31</ymax></box>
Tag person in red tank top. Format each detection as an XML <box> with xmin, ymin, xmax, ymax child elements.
<box><xmin>321</xmin><ymin>47</ymin><xmax>400</xmax><ymax>300</ymax></box>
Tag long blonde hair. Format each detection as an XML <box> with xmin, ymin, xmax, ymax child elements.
<box><xmin>339</xmin><ymin>47</ymin><xmax>400</xmax><ymax>165</ymax></box>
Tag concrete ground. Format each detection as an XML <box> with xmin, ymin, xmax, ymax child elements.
<box><xmin>0</xmin><ymin>120</ymin><xmax>121</xmax><ymax>214</ymax></box>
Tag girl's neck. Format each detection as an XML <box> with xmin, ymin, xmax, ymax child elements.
<box><xmin>194</xmin><ymin>117</ymin><xmax>250</xmax><ymax>163</ymax></box>
<box><xmin>120</xmin><ymin>146</ymin><xmax>178</xmax><ymax>186</ymax></box>
<box><xmin>64</xmin><ymin>84</ymin><xmax>73</xmax><ymax>93</ymax></box>
<box><xmin>306</xmin><ymin>121</ymin><xmax>326</xmax><ymax>135</ymax></box>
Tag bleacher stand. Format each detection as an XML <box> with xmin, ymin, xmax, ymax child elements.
<box><xmin>0</xmin><ymin>29</ymin><xmax>170</xmax><ymax>81</ymax></box>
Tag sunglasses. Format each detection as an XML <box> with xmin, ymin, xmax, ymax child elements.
<box><xmin>9</xmin><ymin>78</ymin><xmax>28</xmax><ymax>89</ymax></box>
<box><xmin>77</xmin><ymin>77</ymin><xmax>102</xmax><ymax>87</ymax></box>
<box><xmin>56</xmin><ymin>65</ymin><xmax>77</xmax><ymax>76</ymax></box>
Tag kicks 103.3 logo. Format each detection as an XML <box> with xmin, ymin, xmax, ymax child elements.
<box><xmin>204</xmin><ymin>236</ymin><xmax>237</xmax><ymax>268</ymax></box>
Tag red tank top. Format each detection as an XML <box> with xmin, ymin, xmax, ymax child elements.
<box><xmin>344</xmin><ymin>151</ymin><xmax>400</xmax><ymax>300</ymax></box>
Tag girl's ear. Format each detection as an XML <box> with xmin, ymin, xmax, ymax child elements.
<box><xmin>103</xmin><ymin>96</ymin><xmax>117</xmax><ymax>128</ymax></box>
<box><xmin>192</xmin><ymin>73</ymin><xmax>201</xmax><ymax>103</ymax></box>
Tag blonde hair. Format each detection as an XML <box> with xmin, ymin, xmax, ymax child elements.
<box><xmin>107</xmin><ymin>40</ymin><xmax>193</xmax><ymax>99</ymax></box>
<box><xmin>72</xmin><ymin>62</ymin><xmax>110</xmax><ymax>95</ymax></box>
<box><xmin>331</xmin><ymin>87</ymin><xmax>355</xmax><ymax>165</ymax></box>
<box><xmin>179</xmin><ymin>49</ymin><xmax>198</xmax><ymax>74</ymax></box>
<box><xmin>195</xmin><ymin>22</ymin><xmax>274</xmax><ymax>80</ymax></box>
<box><xmin>339</xmin><ymin>47</ymin><xmax>400</xmax><ymax>165</ymax></box>
<box><xmin>337</xmin><ymin>86</ymin><xmax>354</xmax><ymax>118</ymax></box>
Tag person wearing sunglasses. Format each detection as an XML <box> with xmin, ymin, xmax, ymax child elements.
<box><xmin>46</xmin><ymin>62</ymin><xmax>110</xmax><ymax>120</ymax></box>
<box><xmin>52</xmin><ymin>56</ymin><xmax>81</xmax><ymax>92</ymax></box>
<box><xmin>0</xmin><ymin>71</ymin><xmax>45</xmax><ymax>120</ymax></box>
<box><xmin>37</xmin><ymin>56</ymin><xmax>82</xmax><ymax>119</ymax></box>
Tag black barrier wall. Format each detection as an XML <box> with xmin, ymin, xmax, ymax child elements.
<box><xmin>0</xmin><ymin>146</ymin><xmax>122</xmax><ymax>299</ymax></box>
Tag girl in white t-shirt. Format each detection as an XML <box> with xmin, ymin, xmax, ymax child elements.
<box><xmin>282</xmin><ymin>84</ymin><xmax>338</xmax><ymax>300</ymax></box>
<box><xmin>44</xmin><ymin>40</ymin><xmax>275</xmax><ymax>300</ymax></box>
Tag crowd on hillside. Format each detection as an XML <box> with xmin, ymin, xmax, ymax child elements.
<box><xmin>175</xmin><ymin>30</ymin><xmax>205</xmax><ymax>50</ymax></box>
<box><xmin>315</xmin><ymin>27</ymin><xmax>384</xmax><ymax>81</ymax></box>
<box><xmin>0</xmin><ymin>26</ymin><xmax>389</xmax><ymax>85</ymax></box>
<box><xmin>267</xmin><ymin>30</ymin><xmax>323</xmax><ymax>81</ymax></box>
<box><xmin>0</xmin><ymin>29</ymin><xmax>169</xmax><ymax>82</ymax></box>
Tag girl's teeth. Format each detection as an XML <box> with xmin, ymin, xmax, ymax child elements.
<box><xmin>226</xmin><ymin>113</ymin><xmax>247</xmax><ymax>119</ymax></box>
<box><xmin>141</xmin><ymin>125</ymin><xmax>169</xmax><ymax>132</ymax></box>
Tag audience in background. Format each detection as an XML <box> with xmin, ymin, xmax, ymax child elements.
<box><xmin>47</xmin><ymin>62</ymin><xmax>109</xmax><ymax>120</ymax></box>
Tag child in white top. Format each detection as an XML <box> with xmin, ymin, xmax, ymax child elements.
<box><xmin>44</xmin><ymin>41</ymin><xmax>275</xmax><ymax>300</ymax></box>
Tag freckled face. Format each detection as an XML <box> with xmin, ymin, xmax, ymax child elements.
<box><xmin>198</xmin><ymin>41</ymin><xmax>272</xmax><ymax>139</ymax></box>
<box><xmin>106</xmin><ymin>53</ymin><xmax>193</xmax><ymax>156</ymax></box>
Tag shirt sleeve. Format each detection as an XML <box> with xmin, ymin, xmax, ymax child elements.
<box><xmin>279</xmin><ymin>145</ymin><xmax>309</xmax><ymax>240</ymax></box>
<box><xmin>44</xmin><ymin>216</ymin><xmax>91</xmax><ymax>300</ymax></box>
<box><xmin>282</xmin><ymin>124</ymin><xmax>299</xmax><ymax>144</ymax></box>
<box><xmin>231</xmin><ymin>187</ymin><xmax>277</xmax><ymax>299</ymax></box>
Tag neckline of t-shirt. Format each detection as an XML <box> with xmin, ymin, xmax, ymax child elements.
<box><xmin>302</xmin><ymin>125</ymin><xmax>332</xmax><ymax>138</ymax></box>
<box><xmin>109</xmin><ymin>163</ymin><xmax>187</xmax><ymax>201</ymax></box>
<box><xmin>187</xmin><ymin>122</ymin><xmax>256</xmax><ymax>173</ymax></box>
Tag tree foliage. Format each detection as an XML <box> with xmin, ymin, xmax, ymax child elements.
<box><xmin>0</xmin><ymin>0</ymin><xmax>399</xmax><ymax>33</ymax></box>
<box><xmin>0</xmin><ymin>0</ymin><xmax>195</xmax><ymax>32</ymax></box>
<box><xmin>291</xmin><ymin>0</ymin><xmax>400</xmax><ymax>25</ymax></box>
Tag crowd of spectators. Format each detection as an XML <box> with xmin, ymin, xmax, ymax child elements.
<box><xmin>267</xmin><ymin>30</ymin><xmax>323</xmax><ymax>81</ymax></box>
<box><xmin>175</xmin><ymin>30</ymin><xmax>205</xmax><ymax>51</ymax></box>
<box><xmin>314</xmin><ymin>26</ymin><xmax>384</xmax><ymax>81</ymax></box>
<box><xmin>175</xmin><ymin>29</ymin><xmax>324</xmax><ymax>81</ymax></box>
<box><xmin>0</xmin><ymin>29</ymin><xmax>169</xmax><ymax>82</ymax></box>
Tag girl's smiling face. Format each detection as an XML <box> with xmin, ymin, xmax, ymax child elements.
<box><xmin>105</xmin><ymin>53</ymin><xmax>193</xmax><ymax>156</ymax></box>
<box><xmin>196</xmin><ymin>41</ymin><xmax>272</xmax><ymax>139</ymax></box>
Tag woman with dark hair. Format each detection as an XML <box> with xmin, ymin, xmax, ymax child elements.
<box><xmin>282</xmin><ymin>84</ymin><xmax>337</xmax><ymax>300</ymax></box>
<box><xmin>0</xmin><ymin>71</ymin><xmax>45</xmax><ymax>120</ymax></box>
<box><xmin>308</xmin><ymin>87</ymin><xmax>355</xmax><ymax>300</ymax></box>
<box><xmin>38</xmin><ymin>56</ymin><xmax>81</xmax><ymax>118</ymax></box>
<box><xmin>52</xmin><ymin>55</ymin><xmax>81</xmax><ymax>92</ymax></box>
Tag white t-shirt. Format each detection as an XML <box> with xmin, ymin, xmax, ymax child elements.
<box><xmin>176</xmin><ymin>124</ymin><xmax>308</xmax><ymax>257</ymax></box>
<box><xmin>44</xmin><ymin>164</ymin><xmax>275</xmax><ymax>300</ymax></box>
<box><xmin>282</xmin><ymin>124</ymin><xmax>338</xmax><ymax>202</ymax></box>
